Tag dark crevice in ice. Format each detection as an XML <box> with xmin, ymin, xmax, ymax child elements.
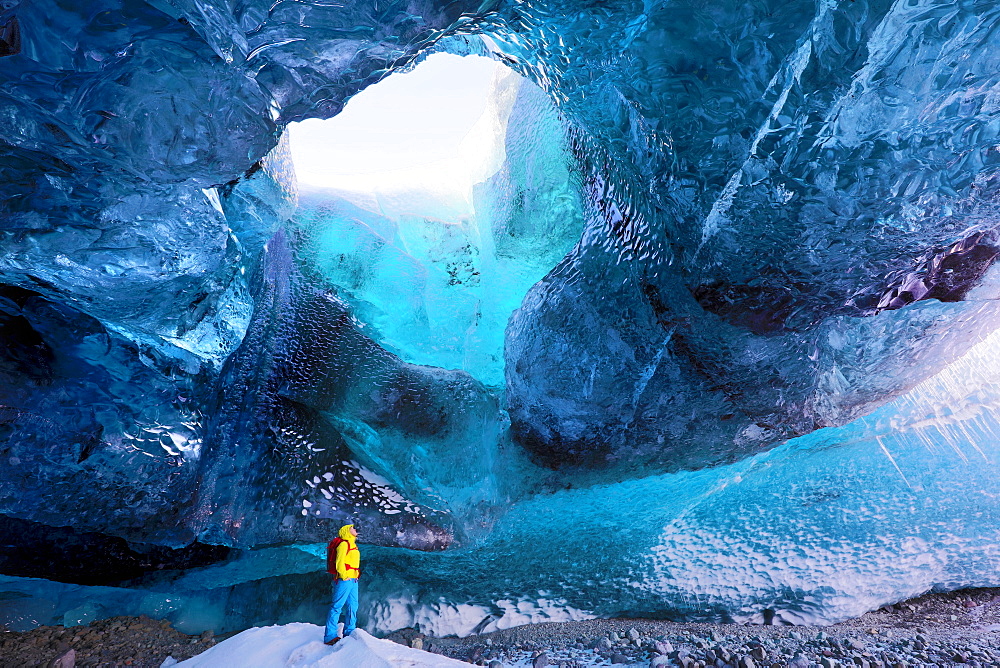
<box><xmin>0</xmin><ymin>516</ymin><xmax>230</xmax><ymax>587</ymax></box>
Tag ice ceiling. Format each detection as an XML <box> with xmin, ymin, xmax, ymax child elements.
<box><xmin>3</xmin><ymin>0</ymin><xmax>1000</xmax><ymax>633</ymax></box>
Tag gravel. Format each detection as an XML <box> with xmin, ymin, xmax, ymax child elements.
<box><xmin>0</xmin><ymin>615</ymin><xmax>220</xmax><ymax>667</ymax></box>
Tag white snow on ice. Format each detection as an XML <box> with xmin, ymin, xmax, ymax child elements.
<box><xmin>171</xmin><ymin>624</ymin><xmax>476</xmax><ymax>668</ymax></box>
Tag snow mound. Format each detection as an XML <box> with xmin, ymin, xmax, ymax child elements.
<box><xmin>174</xmin><ymin>624</ymin><xmax>475</xmax><ymax>667</ymax></box>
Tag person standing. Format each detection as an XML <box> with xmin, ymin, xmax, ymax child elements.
<box><xmin>324</xmin><ymin>523</ymin><xmax>361</xmax><ymax>645</ymax></box>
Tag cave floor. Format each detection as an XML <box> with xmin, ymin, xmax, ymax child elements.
<box><xmin>3</xmin><ymin>588</ymin><xmax>1000</xmax><ymax>667</ymax></box>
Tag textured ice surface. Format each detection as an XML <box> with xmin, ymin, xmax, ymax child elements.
<box><xmin>5</xmin><ymin>319</ymin><xmax>1000</xmax><ymax>635</ymax></box>
<box><xmin>502</xmin><ymin>0</ymin><xmax>1000</xmax><ymax>470</ymax></box>
<box><xmin>4</xmin><ymin>0</ymin><xmax>1000</xmax><ymax>634</ymax></box>
<box><xmin>353</xmin><ymin>328</ymin><xmax>1000</xmax><ymax>631</ymax></box>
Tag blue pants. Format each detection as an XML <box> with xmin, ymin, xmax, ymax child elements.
<box><xmin>324</xmin><ymin>578</ymin><xmax>358</xmax><ymax>642</ymax></box>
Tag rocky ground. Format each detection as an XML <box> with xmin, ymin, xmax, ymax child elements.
<box><xmin>4</xmin><ymin>588</ymin><xmax>1000</xmax><ymax>667</ymax></box>
<box><xmin>0</xmin><ymin>615</ymin><xmax>219</xmax><ymax>668</ymax></box>
<box><xmin>386</xmin><ymin>588</ymin><xmax>1000</xmax><ymax>668</ymax></box>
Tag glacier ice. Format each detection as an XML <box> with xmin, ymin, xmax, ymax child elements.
<box><xmin>358</xmin><ymin>329</ymin><xmax>1000</xmax><ymax>630</ymax></box>
<box><xmin>4</xmin><ymin>0</ymin><xmax>1000</xmax><ymax>636</ymax></box>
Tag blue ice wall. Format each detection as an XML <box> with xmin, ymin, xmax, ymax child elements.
<box><xmin>16</xmin><ymin>327</ymin><xmax>996</xmax><ymax>635</ymax></box>
<box><xmin>4</xmin><ymin>0</ymin><xmax>1000</xmax><ymax>634</ymax></box>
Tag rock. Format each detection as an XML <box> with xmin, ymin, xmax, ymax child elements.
<box><xmin>739</xmin><ymin>655</ymin><xmax>756</xmax><ymax>668</ymax></box>
<box><xmin>649</xmin><ymin>656</ymin><xmax>671</xmax><ymax>668</ymax></box>
<box><xmin>628</xmin><ymin>628</ymin><xmax>641</xmax><ymax>643</ymax></box>
<box><xmin>846</xmin><ymin>639</ymin><xmax>866</xmax><ymax>652</ymax></box>
<box><xmin>654</xmin><ymin>640</ymin><xmax>673</xmax><ymax>655</ymax></box>
<box><xmin>47</xmin><ymin>649</ymin><xmax>75</xmax><ymax>668</ymax></box>
<box><xmin>532</xmin><ymin>651</ymin><xmax>549</xmax><ymax>668</ymax></box>
<box><xmin>788</xmin><ymin>654</ymin><xmax>810</xmax><ymax>668</ymax></box>
<box><xmin>596</xmin><ymin>637</ymin><xmax>613</xmax><ymax>651</ymax></box>
<box><xmin>818</xmin><ymin>658</ymin><xmax>836</xmax><ymax>668</ymax></box>
<box><xmin>750</xmin><ymin>646</ymin><xmax>766</xmax><ymax>661</ymax></box>
<box><xmin>611</xmin><ymin>653</ymin><xmax>629</xmax><ymax>664</ymax></box>
<box><xmin>488</xmin><ymin>662</ymin><xmax>503</xmax><ymax>668</ymax></box>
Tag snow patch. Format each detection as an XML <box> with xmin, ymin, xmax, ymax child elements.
<box><xmin>175</xmin><ymin>624</ymin><xmax>475</xmax><ymax>667</ymax></box>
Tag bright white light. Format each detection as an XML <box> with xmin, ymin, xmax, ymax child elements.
<box><xmin>287</xmin><ymin>53</ymin><xmax>509</xmax><ymax>218</ymax></box>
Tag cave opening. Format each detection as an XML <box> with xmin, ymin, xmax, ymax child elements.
<box><xmin>282</xmin><ymin>51</ymin><xmax>585</xmax><ymax>390</ymax></box>
<box><xmin>287</xmin><ymin>52</ymin><xmax>507</xmax><ymax>221</ymax></box>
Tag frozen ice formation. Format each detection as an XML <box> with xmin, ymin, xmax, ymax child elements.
<box><xmin>3</xmin><ymin>0</ymin><xmax>1000</xmax><ymax>633</ymax></box>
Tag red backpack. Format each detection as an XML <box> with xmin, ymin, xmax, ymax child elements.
<box><xmin>326</xmin><ymin>537</ymin><xmax>345</xmax><ymax>578</ymax></box>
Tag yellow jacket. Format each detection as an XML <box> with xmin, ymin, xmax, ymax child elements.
<box><xmin>334</xmin><ymin>524</ymin><xmax>360</xmax><ymax>581</ymax></box>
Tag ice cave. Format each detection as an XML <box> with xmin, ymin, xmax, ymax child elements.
<box><xmin>3</xmin><ymin>0</ymin><xmax>1000</xmax><ymax>640</ymax></box>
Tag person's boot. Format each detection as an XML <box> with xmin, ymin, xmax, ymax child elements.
<box><xmin>324</xmin><ymin>637</ymin><xmax>341</xmax><ymax>646</ymax></box>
